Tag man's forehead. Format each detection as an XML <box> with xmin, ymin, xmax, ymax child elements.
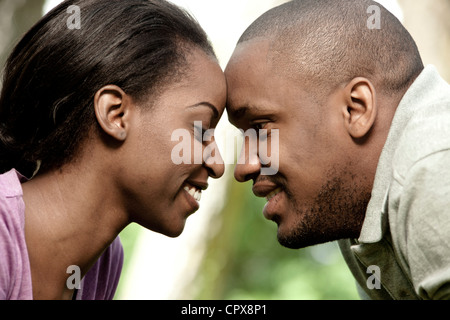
<box><xmin>226</xmin><ymin>39</ymin><xmax>272</xmax><ymax>74</ymax></box>
<box><xmin>225</xmin><ymin>38</ymin><xmax>294</xmax><ymax>123</ymax></box>
<box><xmin>226</xmin><ymin>42</ymin><xmax>274</xmax><ymax>105</ymax></box>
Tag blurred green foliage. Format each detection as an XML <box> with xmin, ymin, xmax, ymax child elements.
<box><xmin>192</xmin><ymin>177</ymin><xmax>359</xmax><ymax>300</ymax></box>
<box><xmin>116</xmin><ymin>222</ymin><xmax>141</xmax><ymax>299</ymax></box>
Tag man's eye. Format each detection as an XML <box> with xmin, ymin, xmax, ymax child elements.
<box><xmin>253</xmin><ymin>122</ymin><xmax>267</xmax><ymax>130</ymax></box>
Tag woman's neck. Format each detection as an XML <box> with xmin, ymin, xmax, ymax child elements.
<box><xmin>22</xmin><ymin>164</ymin><xmax>129</xmax><ymax>299</ymax></box>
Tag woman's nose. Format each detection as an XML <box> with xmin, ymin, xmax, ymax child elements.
<box><xmin>203</xmin><ymin>139</ymin><xmax>225</xmax><ymax>179</ymax></box>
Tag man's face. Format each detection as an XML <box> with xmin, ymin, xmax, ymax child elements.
<box><xmin>225</xmin><ymin>40</ymin><xmax>369</xmax><ymax>248</ymax></box>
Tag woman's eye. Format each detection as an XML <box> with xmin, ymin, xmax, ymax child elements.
<box><xmin>193</xmin><ymin>123</ymin><xmax>207</xmax><ymax>142</ymax></box>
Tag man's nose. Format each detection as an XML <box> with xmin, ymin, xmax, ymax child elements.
<box><xmin>234</xmin><ymin>138</ymin><xmax>261</xmax><ymax>182</ymax></box>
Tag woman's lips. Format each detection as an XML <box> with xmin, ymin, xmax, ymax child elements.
<box><xmin>183</xmin><ymin>185</ymin><xmax>202</xmax><ymax>202</ymax></box>
<box><xmin>181</xmin><ymin>182</ymin><xmax>203</xmax><ymax>214</ymax></box>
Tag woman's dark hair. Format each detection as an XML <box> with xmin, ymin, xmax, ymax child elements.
<box><xmin>0</xmin><ymin>0</ymin><xmax>216</xmax><ymax>176</ymax></box>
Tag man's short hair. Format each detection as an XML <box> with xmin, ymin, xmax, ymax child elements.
<box><xmin>238</xmin><ymin>0</ymin><xmax>424</xmax><ymax>96</ymax></box>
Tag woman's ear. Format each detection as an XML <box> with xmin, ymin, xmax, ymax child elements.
<box><xmin>94</xmin><ymin>85</ymin><xmax>132</xmax><ymax>141</ymax></box>
<box><xmin>342</xmin><ymin>77</ymin><xmax>377</xmax><ymax>139</ymax></box>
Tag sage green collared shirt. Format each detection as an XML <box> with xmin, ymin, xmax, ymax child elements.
<box><xmin>338</xmin><ymin>65</ymin><xmax>450</xmax><ymax>300</ymax></box>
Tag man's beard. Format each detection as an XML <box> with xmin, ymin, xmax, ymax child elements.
<box><xmin>276</xmin><ymin>168</ymin><xmax>371</xmax><ymax>249</ymax></box>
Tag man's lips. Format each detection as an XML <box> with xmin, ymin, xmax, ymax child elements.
<box><xmin>252</xmin><ymin>179</ymin><xmax>285</xmax><ymax>222</ymax></box>
<box><xmin>265</xmin><ymin>187</ymin><xmax>282</xmax><ymax>201</ymax></box>
<box><xmin>252</xmin><ymin>180</ymin><xmax>283</xmax><ymax>200</ymax></box>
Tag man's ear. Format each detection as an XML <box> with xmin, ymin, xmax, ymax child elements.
<box><xmin>342</xmin><ymin>77</ymin><xmax>377</xmax><ymax>139</ymax></box>
<box><xmin>94</xmin><ymin>85</ymin><xmax>132</xmax><ymax>141</ymax></box>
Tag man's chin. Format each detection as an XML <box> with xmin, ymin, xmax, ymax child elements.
<box><xmin>277</xmin><ymin>236</ymin><xmax>305</xmax><ymax>249</ymax></box>
<box><xmin>276</xmin><ymin>225</ymin><xmax>363</xmax><ymax>249</ymax></box>
<box><xmin>277</xmin><ymin>232</ymin><xmax>319</xmax><ymax>249</ymax></box>
<box><xmin>276</xmin><ymin>226</ymin><xmax>346</xmax><ymax>249</ymax></box>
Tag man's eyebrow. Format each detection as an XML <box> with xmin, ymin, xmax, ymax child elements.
<box><xmin>187</xmin><ymin>102</ymin><xmax>219</xmax><ymax>119</ymax></box>
<box><xmin>230</xmin><ymin>105</ymin><xmax>248</xmax><ymax>119</ymax></box>
<box><xmin>229</xmin><ymin>104</ymin><xmax>269</xmax><ymax>119</ymax></box>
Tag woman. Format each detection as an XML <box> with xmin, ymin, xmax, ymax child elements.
<box><xmin>0</xmin><ymin>0</ymin><xmax>226</xmax><ymax>299</ymax></box>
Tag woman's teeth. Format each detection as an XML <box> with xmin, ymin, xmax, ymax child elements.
<box><xmin>266</xmin><ymin>187</ymin><xmax>282</xmax><ymax>201</ymax></box>
<box><xmin>184</xmin><ymin>186</ymin><xmax>202</xmax><ymax>202</ymax></box>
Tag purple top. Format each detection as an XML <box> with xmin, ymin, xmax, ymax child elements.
<box><xmin>0</xmin><ymin>169</ymin><xmax>123</xmax><ymax>300</ymax></box>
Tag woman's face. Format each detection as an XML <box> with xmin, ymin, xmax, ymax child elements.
<box><xmin>118</xmin><ymin>48</ymin><xmax>227</xmax><ymax>237</ymax></box>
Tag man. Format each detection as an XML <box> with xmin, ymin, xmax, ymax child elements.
<box><xmin>225</xmin><ymin>0</ymin><xmax>450</xmax><ymax>299</ymax></box>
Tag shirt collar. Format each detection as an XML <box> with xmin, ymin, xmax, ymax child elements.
<box><xmin>358</xmin><ymin>65</ymin><xmax>443</xmax><ymax>243</ymax></box>
<box><xmin>2</xmin><ymin>169</ymin><xmax>27</xmax><ymax>197</ymax></box>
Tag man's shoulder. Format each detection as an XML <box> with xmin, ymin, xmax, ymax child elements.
<box><xmin>393</xmin><ymin>83</ymin><xmax>450</xmax><ymax>177</ymax></box>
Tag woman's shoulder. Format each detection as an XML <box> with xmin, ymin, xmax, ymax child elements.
<box><xmin>0</xmin><ymin>169</ymin><xmax>32</xmax><ymax>300</ymax></box>
<box><xmin>0</xmin><ymin>169</ymin><xmax>26</xmax><ymax>233</ymax></box>
<box><xmin>0</xmin><ymin>169</ymin><xmax>26</xmax><ymax>198</ymax></box>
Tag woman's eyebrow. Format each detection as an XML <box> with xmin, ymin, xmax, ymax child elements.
<box><xmin>187</xmin><ymin>102</ymin><xmax>219</xmax><ymax>119</ymax></box>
